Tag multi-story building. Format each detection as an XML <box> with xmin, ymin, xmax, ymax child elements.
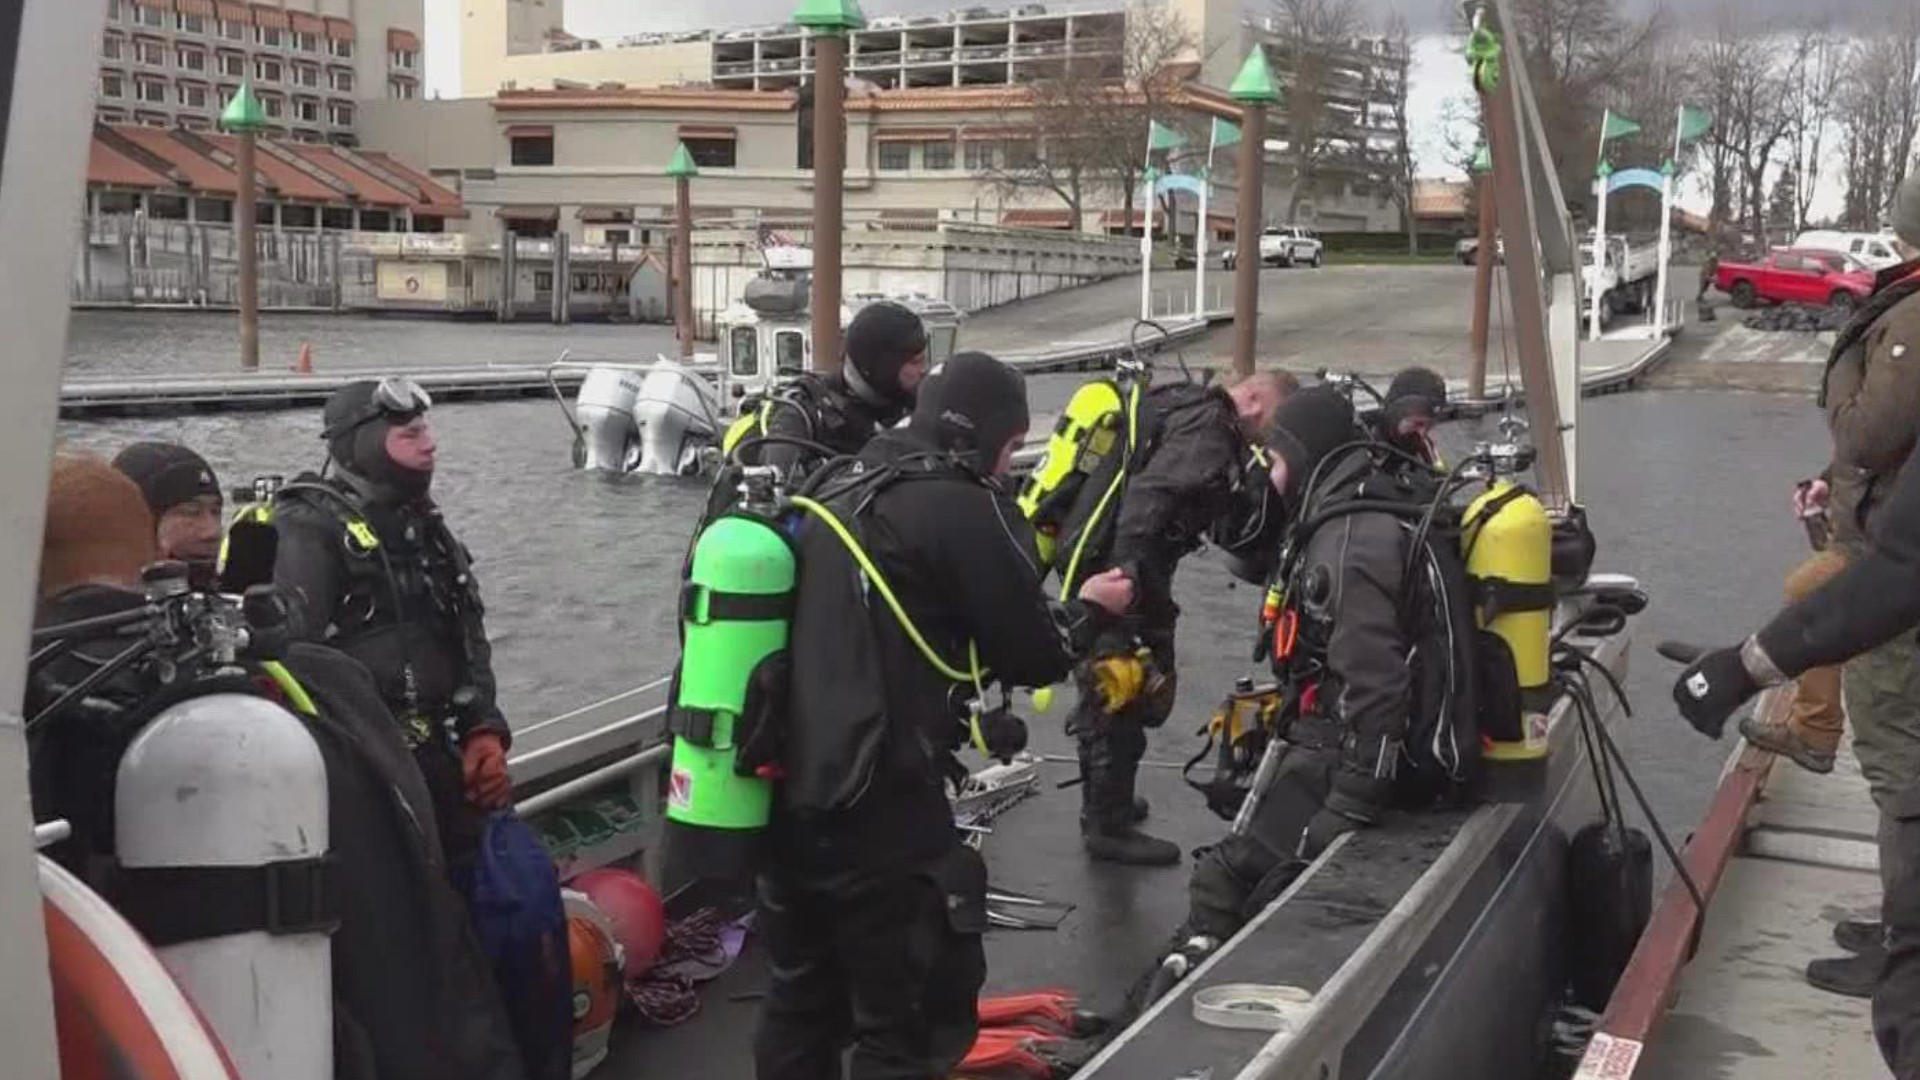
<box><xmin>92</xmin><ymin>0</ymin><xmax>425</xmax><ymax>145</ymax></box>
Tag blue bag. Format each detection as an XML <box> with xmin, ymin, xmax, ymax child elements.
<box><xmin>457</xmin><ymin>811</ymin><xmax>574</xmax><ymax>1080</ymax></box>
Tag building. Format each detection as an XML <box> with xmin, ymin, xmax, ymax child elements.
<box><xmin>461</xmin><ymin>0</ymin><xmax>1246</xmax><ymax>100</ymax></box>
<box><xmin>92</xmin><ymin>0</ymin><xmax>425</xmax><ymax>144</ymax></box>
<box><xmin>357</xmin><ymin>81</ymin><xmax>1245</xmax><ymax>244</ymax></box>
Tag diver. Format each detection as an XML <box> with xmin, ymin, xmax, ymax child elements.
<box><xmin>1171</xmin><ymin>387</ymin><xmax>1422</xmax><ymax>969</ymax></box>
<box><xmin>270</xmin><ymin>378</ymin><xmax>515</xmax><ymax>860</ymax></box>
<box><xmin>756</xmin><ymin>352</ymin><xmax>1134</xmax><ymax>1080</ymax></box>
<box><xmin>112</xmin><ymin>441</ymin><xmax>224</xmax><ymax>585</ymax></box>
<box><xmin>1069</xmin><ymin>369</ymin><xmax>1293</xmax><ymax>866</ymax></box>
<box><xmin>739</xmin><ymin>299</ymin><xmax>931</xmax><ymax>480</ymax></box>
<box><xmin>1371</xmin><ymin>366</ymin><xmax>1447</xmax><ymax>468</ymax></box>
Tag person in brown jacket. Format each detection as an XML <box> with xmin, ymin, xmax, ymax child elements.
<box><xmin>1781</xmin><ymin>175</ymin><xmax>1920</xmax><ymax>998</ymax></box>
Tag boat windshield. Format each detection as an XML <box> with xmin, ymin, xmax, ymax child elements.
<box><xmin>774</xmin><ymin>330</ymin><xmax>805</xmax><ymax>375</ymax></box>
<box><xmin>927</xmin><ymin>325</ymin><xmax>956</xmax><ymax>364</ymax></box>
<box><xmin>729</xmin><ymin>326</ymin><xmax>758</xmax><ymax>377</ymax></box>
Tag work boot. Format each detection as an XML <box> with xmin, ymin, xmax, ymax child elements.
<box><xmin>1738</xmin><ymin>715</ymin><xmax>1837</xmax><ymax>775</ymax></box>
<box><xmin>1806</xmin><ymin>947</ymin><xmax>1884</xmax><ymax>998</ymax></box>
<box><xmin>1131</xmin><ymin>795</ymin><xmax>1151</xmax><ymax>823</ymax></box>
<box><xmin>1083</xmin><ymin>821</ymin><xmax>1181</xmax><ymax>866</ymax></box>
<box><xmin>1834</xmin><ymin>919</ymin><xmax>1885</xmax><ymax>954</ymax></box>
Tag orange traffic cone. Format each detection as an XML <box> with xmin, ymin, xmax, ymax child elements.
<box><xmin>294</xmin><ymin>342</ymin><xmax>314</xmax><ymax>374</ymax></box>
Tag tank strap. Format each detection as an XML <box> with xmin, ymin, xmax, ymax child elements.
<box><xmin>682</xmin><ymin>585</ymin><xmax>796</xmax><ymax>624</ymax></box>
<box><xmin>106</xmin><ymin>855</ymin><xmax>341</xmax><ymax>946</ymax></box>
<box><xmin>1471</xmin><ymin>577</ymin><xmax>1556</xmax><ymax>619</ymax></box>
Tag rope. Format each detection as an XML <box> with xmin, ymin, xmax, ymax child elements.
<box><xmin>624</xmin><ymin>908</ymin><xmax>730</xmax><ymax>1027</ymax></box>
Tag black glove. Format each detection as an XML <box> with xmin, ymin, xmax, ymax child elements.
<box><xmin>1670</xmin><ymin>645</ymin><xmax>1758</xmax><ymax>739</ymax></box>
<box><xmin>976</xmin><ymin>706</ymin><xmax>1029</xmax><ymax>764</ymax></box>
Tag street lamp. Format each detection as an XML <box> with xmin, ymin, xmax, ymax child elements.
<box><xmin>794</xmin><ymin>0</ymin><xmax>865</xmax><ymax>375</ymax></box>
<box><xmin>220</xmin><ymin>79</ymin><xmax>268</xmax><ymax>371</ymax></box>
<box><xmin>1228</xmin><ymin>47</ymin><xmax>1280</xmax><ymax>380</ymax></box>
<box><xmin>666</xmin><ymin>141</ymin><xmax>699</xmax><ymax>360</ymax></box>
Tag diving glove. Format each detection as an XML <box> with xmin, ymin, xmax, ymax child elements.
<box><xmin>1669</xmin><ymin>638</ymin><xmax>1783</xmax><ymax>739</ymax></box>
<box><xmin>1091</xmin><ymin>648</ymin><xmax>1167</xmax><ymax>714</ymax></box>
<box><xmin>971</xmin><ymin>705</ymin><xmax>1029</xmax><ymax>764</ymax></box>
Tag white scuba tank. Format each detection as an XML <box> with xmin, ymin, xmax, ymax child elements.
<box><xmin>632</xmin><ymin>360</ymin><xmax>721</xmax><ymax>476</ymax></box>
<box><xmin>575</xmin><ymin>365</ymin><xmax>644</xmax><ymax>472</ymax></box>
<box><xmin>115</xmin><ymin>692</ymin><xmax>333</xmax><ymax>1080</ymax></box>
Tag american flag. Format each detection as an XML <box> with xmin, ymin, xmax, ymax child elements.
<box><xmin>756</xmin><ymin>222</ymin><xmax>797</xmax><ymax>249</ymax></box>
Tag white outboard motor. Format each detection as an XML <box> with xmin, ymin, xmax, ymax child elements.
<box><xmin>574</xmin><ymin>365</ymin><xmax>644</xmax><ymax>472</ymax></box>
<box><xmin>114</xmin><ymin>692</ymin><xmax>333</xmax><ymax>1080</ymax></box>
<box><xmin>632</xmin><ymin>360</ymin><xmax>721</xmax><ymax>476</ymax></box>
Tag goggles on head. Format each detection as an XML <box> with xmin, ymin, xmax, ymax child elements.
<box><xmin>324</xmin><ymin>377</ymin><xmax>434</xmax><ymax>440</ymax></box>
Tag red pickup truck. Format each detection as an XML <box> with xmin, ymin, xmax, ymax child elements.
<box><xmin>1714</xmin><ymin>249</ymin><xmax>1875</xmax><ymax>311</ymax></box>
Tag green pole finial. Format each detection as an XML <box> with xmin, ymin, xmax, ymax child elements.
<box><xmin>1472</xmin><ymin>144</ymin><xmax>1491</xmax><ymax>174</ymax></box>
<box><xmin>666</xmin><ymin>142</ymin><xmax>699</xmax><ymax>179</ymax></box>
<box><xmin>1465</xmin><ymin>27</ymin><xmax>1501</xmax><ymax>93</ymax></box>
<box><xmin>1228</xmin><ymin>47</ymin><xmax>1281</xmax><ymax>104</ymax></box>
<box><xmin>793</xmin><ymin>0</ymin><xmax>866</xmax><ymax>31</ymax></box>
<box><xmin>1596</xmin><ymin>159</ymin><xmax>1614</xmax><ymax>179</ymax></box>
<box><xmin>1660</xmin><ymin>158</ymin><xmax>1675</xmax><ymax>177</ymax></box>
<box><xmin>221</xmin><ymin>78</ymin><xmax>268</xmax><ymax>135</ymax></box>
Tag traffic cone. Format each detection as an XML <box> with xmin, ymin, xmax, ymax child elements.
<box><xmin>294</xmin><ymin>342</ymin><xmax>314</xmax><ymax>374</ymax></box>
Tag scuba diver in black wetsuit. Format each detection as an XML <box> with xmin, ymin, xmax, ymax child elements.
<box><xmin>755</xmin><ymin>352</ymin><xmax>1134</xmax><ymax>1080</ymax></box>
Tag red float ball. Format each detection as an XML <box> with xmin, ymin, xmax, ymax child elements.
<box><xmin>570</xmin><ymin>869</ymin><xmax>667</xmax><ymax>978</ymax></box>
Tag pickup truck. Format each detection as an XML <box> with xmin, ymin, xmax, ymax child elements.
<box><xmin>1223</xmin><ymin>225</ymin><xmax>1325</xmax><ymax>270</ymax></box>
<box><xmin>1713</xmin><ymin>249</ymin><xmax>1875</xmax><ymax>312</ymax></box>
<box><xmin>1580</xmin><ymin>234</ymin><xmax>1659</xmax><ymax>327</ymax></box>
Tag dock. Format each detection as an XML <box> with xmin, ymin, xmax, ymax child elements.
<box><xmin>1583</xmin><ymin>688</ymin><xmax>1886</xmax><ymax>1079</ymax></box>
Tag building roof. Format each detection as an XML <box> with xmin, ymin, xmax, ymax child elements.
<box><xmin>87</xmin><ymin>124</ymin><xmax>464</xmax><ymax>217</ymax></box>
<box><xmin>1412</xmin><ymin>179</ymin><xmax>1469</xmax><ymax>220</ymax></box>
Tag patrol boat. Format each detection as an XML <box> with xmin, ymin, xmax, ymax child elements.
<box><xmin>551</xmin><ymin>250</ymin><xmax>962</xmax><ymax>476</ymax></box>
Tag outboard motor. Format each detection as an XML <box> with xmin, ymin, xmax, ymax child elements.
<box><xmin>632</xmin><ymin>360</ymin><xmax>721</xmax><ymax>476</ymax></box>
<box><xmin>114</xmin><ymin>692</ymin><xmax>334</xmax><ymax>1080</ymax></box>
<box><xmin>575</xmin><ymin>365</ymin><xmax>644</xmax><ymax>472</ymax></box>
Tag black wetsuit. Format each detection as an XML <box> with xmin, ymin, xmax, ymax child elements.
<box><xmin>753</xmin><ymin>372</ymin><xmax>905</xmax><ymax>479</ymax></box>
<box><xmin>757</xmin><ymin>428</ymin><xmax>1104</xmax><ymax>1080</ymax></box>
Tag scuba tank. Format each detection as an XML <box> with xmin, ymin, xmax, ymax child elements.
<box><xmin>663</xmin><ymin>466</ymin><xmax>794</xmax><ymax>887</ymax></box>
<box><xmin>1017</xmin><ymin>378</ymin><xmax>1133</xmax><ymax>581</ymax></box>
<box><xmin>1462</xmin><ymin>477</ymin><xmax>1554</xmax><ymax>790</ymax></box>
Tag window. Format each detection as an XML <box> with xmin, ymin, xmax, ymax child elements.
<box><xmin>256</xmin><ymin>58</ymin><xmax>282</xmax><ymax>82</ymax></box>
<box><xmin>963</xmin><ymin>140</ymin><xmax>994</xmax><ymax>170</ymax></box>
<box><xmin>684</xmin><ymin>137</ymin><xmax>736</xmax><ymax>168</ymax></box>
<box><xmin>177</xmin><ymin>47</ymin><xmax>207</xmax><ymax>73</ymax></box>
<box><xmin>391</xmin><ymin>49</ymin><xmax>417</xmax><ymax>70</ymax></box>
<box><xmin>389</xmin><ymin>78</ymin><xmax>417</xmax><ymax>99</ymax></box>
<box><xmin>257</xmin><ymin>25</ymin><xmax>282</xmax><ymax>47</ymax></box>
<box><xmin>1004</xmin><ymin>140</ymin><xmax>1038</xmax><ymax>169</ymax></box>
<box><xmin>133</xmin><ymin>37</ymin><xmax>165</xmax><ymax>65</ymax></box>
<box><xmin>293</xmin><ymin>63</ymin><xmax>319</xmax><ymax>88</ymax></box>
<box><xmin>179</xmin><ymin>83</ymin><xmax>209</xmax><ymax>109</ymax></box>
<box><xmin>774</xmin><ymin>331</ymin><xmax>805</xmax><ymax>375</ymax></box>
<box><xmin>177</xmin><ymin>12</ymin><xmax>205</xmax><ymax>34</ymax></box>
<box><xmin>218</xmin><ymin>52</ymin><xmax>245</xmax><ymax>77</ymax></box>
<box><xmin>220</xmin><ymin>19</ymin><xmax>246</xmax><ymax>41</ymax></box>
<box><xmin>877</xmin><ymin>141</ymin><xmax>911</xmax><ymax>170</ymax></box>
<box><xmin>604</xmin><ymin>228</ymin><xmax>631</xmax><ymax>245</ymax></box>
<box><xmin>729</xmin><ymin>326</ymin><xmax>759</xmax><ymax>377</ymax></box>
<box><xmin>294</xmin><ymin>98</ymin><xmax>320</xmax><ymax>123</ymax></box>
<box><xmin>260</xmin><ymin>94</ymin><xmax>283</xmax><ymax>118</ymax></box>
<box><xmin>98</xmin><ymin>108</ymin><xmax>128</xmax><ymax>124</ymax></box>
<box><xmin>134</xmin><ymin>78</ymin><xmax>167</xmax><ymax>104</ymax></box>
<box><xmin>510</xmin><ymin>134</ymin><xmax>553</xmax><ymax>166</ymax></box>
<box><xmin>330</xmin><ymin>38</ymin><xmax>354</xmax><ymax>59</ymax></box>
<box><xmin>922</xmin><ymin>139</ymin><xmax>953</xmax><ymax>170</ymax></box>
<box><xmin>330</xmin><ymin>68</ymin><xmax>354</xmax><ymax>92</ymax></box>
<box><xmin>534</xmin><ymin>271</ymin><xmax>554</xmax><ymax>292</ymax></box>
<box><xmin>328</xmin><ymin>101</ymin><xmax>354</xmax><ymax>126</ymax></box>
<box><xmin>107</xmin><ymin>0</ymin><xmax>122</xmax><ymax>20</ymax></box>
<box><xmin>133</xmin><ymin>3</ymin><xmax>165</xmax><ymax>28</ymax></box>
<box><xmin>101</xmin><ymin>73</ymin><xmax>125</xmax><ymax>99</ymax></box>
<box><xmin>294</xmin><ymin>32</ymin><xmax>319</xmax><ymax>53</ymax></box>
<box><xmin>102</xmin><ymin>34</ymin><xmax>123</xmax><ymax>60</ymax></box>
<box><xmin>180</xmin><ymin>115</ymin><xmax>211</xmax><ymax>131</ymax></box>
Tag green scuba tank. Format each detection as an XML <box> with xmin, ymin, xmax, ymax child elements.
<box><xmin>665</xmin><ymin>509</ymin><xmax>795</xmax><ymax>873</ymax></box>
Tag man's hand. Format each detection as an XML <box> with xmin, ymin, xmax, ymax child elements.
<box><xmin>1077</xmin><ymin>567</ymin><xmax>1135</xmax><ymax>617</ymax></box>
<box><xmin>1794</xmin><ymin>478</ymin><xmax>1831</xmax><ymax>519</ymax></box>
<box><xmin>1670</xmin><ymin>646</ymin><xmax>1759</xmax><ymax>739</ymax></box>
<box><xmin>462</xmin><ymin>731</ymin><xmax>513</xmax><ymax>809</ymax></box>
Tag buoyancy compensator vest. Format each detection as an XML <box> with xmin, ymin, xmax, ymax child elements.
<box><xmin>1018</xmin><ymin>375</ymin><xmax>1151</xmax><ymax>598</ymax></box>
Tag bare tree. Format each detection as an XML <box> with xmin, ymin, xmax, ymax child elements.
<box><xmin>1687</xmin><ymin>15</ymin><xmax>1795</xmax><ymax>244</ymax></box>
<box><xmin>979</xmin><ymin>63</ymin><xmax>1113</xmax><ymax>231</ymax></box>
<box><xmin>1838</xmin><ymin>15</ymin><xmax>1920</xmax><ymax>228</ymax></box>
<box><xmin>1267</xmin><ymin>0</ymin><xmax>1362</xmax><ymax>222</ymax></box>
<box><xmin>1785</xmin><ymin>29</ymin><xmax>1842</xmax><ymax>234</ymax></box>
<box><xmin>1379</xmin><ymin>15</ymin><xmax>1418</xmax><ymax>254</ymax></box>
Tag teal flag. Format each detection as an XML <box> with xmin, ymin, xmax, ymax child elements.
<box><xmin>1210</xmin><ymin>118</ymin><xmax>1241</xmax><ymax>149</ymax></box>
<box><xmin>1676</xmin><ymin>105</ymin><xmax>1711</xmax><ymax>143</ymax></box>
<box><xmin>1600</xmin><ymin>109</ymin><xmax>1641</xmax><ymax>142</ymax></box>
<box><xmin>1147</xmin><ymin>120</ymin><xmax>1186</xmax><ymax>152</ymax></box>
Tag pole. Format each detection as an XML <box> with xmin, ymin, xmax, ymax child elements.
<box><xmin>1652</xmin><ymin>104</ymin><xmax>1680</xmax><ymax>340</ymax></box>
<box><xmin>1231</xmin><ymin>104</ymin><xmax>1267</xmax><ymax>379</ymax></box>
<box><xmin>236</xmin><ymin>130</ymin><xmax>259</xmax><ymax>369</ymax></box>
<box><xmin>1588</xmin><ymin>112</ymin><xmax>1608</xmax><ymax>343</ymax></box>
<box><xmin>1139</xmin><ymin>170</ymin><xmax>1154</xmax><ymax>320</ymax></box>
<box><xmin>675</xmin><ymin>175</ymin><xmax>694</xmax><ymax>359</ymax></box>
<box><xmin>810</xmin><ymin>31</ymin><xmax>847</xmax><ymax>375</ymax></box>
<box><xmin>1468</xmin><ymin>169</ymin><xmax>1497</xmax><ymax>398</ymax></box>
<box><xmin>1196</xmin><ymin>124</ymin><xmax>1213</xmax><ymax>317</ymax></box>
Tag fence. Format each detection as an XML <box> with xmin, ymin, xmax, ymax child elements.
<box><xmin>72</xmin><ymin>214</ymin><xmax>363</xmax><ymax>310</ymax></box>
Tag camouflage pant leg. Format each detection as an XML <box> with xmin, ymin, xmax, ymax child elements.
<box><xmin>1844</xmin><ymin>631</ymin><xmax>1920</xmax><ymax>812</ymax></box>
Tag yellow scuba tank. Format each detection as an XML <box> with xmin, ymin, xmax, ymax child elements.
<box><xmin>1462</xmin><ymin>480</ymin><xmax>1554</xmax><ymax>766</ymax></box>
<box><xmin>1016</xmin><ymin>378</ymin><xmax>1141</xmax><ymax>596</ymax></box>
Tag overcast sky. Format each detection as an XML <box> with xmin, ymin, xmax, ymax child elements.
<box><xmin>422</xmin><ymin>0</ymin><xmax>1886</xmax><ymax>217</ymax></box>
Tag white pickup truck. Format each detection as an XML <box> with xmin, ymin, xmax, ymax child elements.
<box><xmin>1580</xmin><ymin>234</ymin><xmax>1659</xmax><ymax>327</ymax></box>
<box><xmin>1223</xmin><ymin>225</ymin><xmax>1325</xmax><ymax>270</ymax></box>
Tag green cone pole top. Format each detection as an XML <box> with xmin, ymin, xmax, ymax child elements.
<box><xmin>794</xmin><ymin>0</ymin><xmax>866</xmax><ymax>31</ymax></box>
<box><xmin>1472</xmin><ymin>144</ymin><xmax>1491</xmax><ymax>173</ymax></box>
<box><xmin>666</xmin><ymin>142</ymin><xmax>699</xmax><ymax>179</ymax></box>
<box><xmin>221</xmin><ymin>78</ymin><xmax>267</xmax><ymax>134</ymax></box>
<box><xmin>1229</xmin><ymin>47</ymin><xmax>1281</xmax><ymax>104</ymax></box>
